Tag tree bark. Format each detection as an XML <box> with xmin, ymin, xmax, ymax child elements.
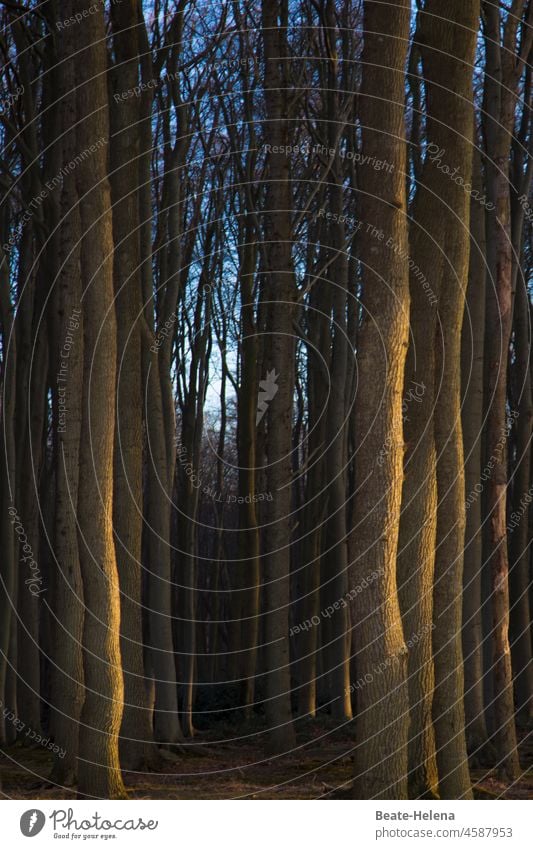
<box><xmin>0</xmin><ymin>246</ymin><xmax>17</xmax><ymax>746</ymax></box>
<box><xmin>349</xmin><ymin>0</ymin><xmax>411</xmax><ymax>799</ymax></box>
<box><xmin>109</xmin><ymin>0</ymin><xmax>158</xmax><ymax>771</ymax></box>
<box><xmin>481</xmin><ymin>0</ymin><xmax>532</xmax><ymax>781</ymax></box>
<box><xmin>509</xmin><ymin>276</ymin><xmax>533</xmax><ymax>720</ymax></box>
<box><xmin>461</xmin><ymin>149</ymin><xmax>494</xmax><ymax>763</ymax></box>
<box><xmin>47</xmin><ymin>0</ymin><xmax>85</xmax><ymax>785</ymax></box>
<box><xmin>236</xmin><ymin>219</ymin><xmax>261</xmax><ymax>714</ymax></box>
<box><xmin>74</xmin><ymin>0</ymin><xmax>126</xmax><ymax>799</ymax></box>
<box><xmin>410</xmin><ymin>0</ymin><xmax>478</xmax><ymax>799</ymax></box>
<box><xmin>261</xmin><ymin>0</ymin><xmax>297</xmax><ymax>754</ymax></box>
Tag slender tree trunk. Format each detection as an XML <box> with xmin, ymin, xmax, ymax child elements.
<box><xmin>508</xmin><ymin>60</ymin><xmax>533</xmax><ymax>724</ymax></box>
<box><xmin>461</xmin><ymin>149</ymin><xmax>494</xmax><ymax>762</ymax></box>
<box><xmin>0</xmin><ymin>247</ymin><xmax>17</xmax><ymax>745</ymax></box>
<box><xmin>322</xmin><ymin>18</ymin><xmax>351</xmax><ymax>720</ymax></box>
<box><xmin>176</xmin><ymin>403</ymin><xmax>200</xmax><ymax>738</ymax></box>
<box><xmin>144</xmin><ymin>30</ymin><xmax>187</xmax><ymax>743</ymax></box>
<box><xmin>109</xmin><ymin>0</ymin><xmax>158</xmax><ymax>771</ymax></box>
<box><xmin>509</xmin><ymin>276</ymin><xmax>533</xmax><ymax>719</ymax></box>
<box><xmin>237</xmin><ymin>223</ymin><xmax>261</xmax><ymax>714</ymax></box>
<box><xmin>48</xmin><ymin>0</ymin><xmax>85</xmax><ymax>785</ymax></box>
<box><xmin>484</xmin><ymin>162</ymin><xmax>521</xmax><ymax>781</ymax></box>
<box><xmin>413</xmin><ymin>0</ymin><xmax>478</xmax><ymax>799</ymax></box>
<box><xmin>295</xmin><ymin>275</ymin><xmax>328</xmax><ymax>718</ymax></box>
<box><xmin>481</xmin><ymin>0</ymin><xmax>530</xmax><ymax>782</ymax></box>
<box><xmin>51</xmin><ymin>236</ymin><xmax>85</xmax><ymax>771</ymax></box>
<box><xmin>349</xmin><ymin>0</ymin><xmax>411</xmax><ymax>799</ymax></box>
<box><xmin>145</xmin><ymin>349</ymin><xmax>183</xmax><ymax>745</ymax></box>
<box><xmin>16</xmin><ymin>325</ymin><xmax>47</xmax><ymax>739</ymax></box>
<box><xmin>396</xmin><ymin>21</ymin><xmax>444</xmax><ymax>789</ymax></box>
<box><xmin>397</xmin><ymin>262</ymin><xmax>439</xmax><ymax>796</ymax></box>
<box><xmin>261</xmin><ymin>0</ymin><xmax>297</xmax><ymax>754</ymax></box>
<box><xmin>74</xmin><ymin>0</ymin><xmax>126</xmax><ymax>799</ymax></box>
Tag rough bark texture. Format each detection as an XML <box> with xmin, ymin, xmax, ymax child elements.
<box><xmin>295</xmin><ymin>277</ymin><xmax>328</xmax><ymax>718</ymax></box>
<box><xmin>397</xmin><ymin>287</ymin><xmax>438</xmax><ymax>798</ymax></box>
<box><xmin>415</xmin><ymin>0</ymin><xmax>478</xmax><ymax>799</ymax></box>
<box><xmin>145</xmin><ymin>345</ymin><xmax>183</xmax><ymax>745</ymax></box>
<box><xmin>16</xmin><ymin>325</ymin><xmax>47</xmax><ymax>739</ymax></box>
<box><xmin>322</xmin><ymin>20</ymin><xmax>352</xmax><ymax>719</ymax></box>
<box><xmin>509</xmin><ymin>276</ymin><xmax>533</xmax><ymax>719</ymax></box>
<box><xmin>349</xmin><ymin>0</ymin><xmax>411</xmax><ymax>800</ymax></box>
<box><xmin>236</xmin><ymin>224</ymin><xmax>261</xmax><ymax>713</ymax></box>
<box><xmin>74</xmin><ymin>0</ymin><xmax>126</xmax><ymax>800</ymax></box>
<box><xmin>261</xmin><ymin>0</ymin><xmax>297</xmax><ymax>755</ymax></box>
<box><xmin>481</xmin><ymin>0</ymin><xmax>530</xmax><ymax>782</ymax></box>
<box><xmin>461</xmin><ymin>150</ymin><xmax>493</xmax><ymax>762</ymax></box>
<box><xmin>0</xmin><ymin>246</ymin><xmax>17</xmax><ymax>745</ymax></box>
<box><xmin>110</xmin><ymin>0</ymin><xmax>158</xmax><ymax>770</ymax></box>
<box><xmin>49</xmin><ymin>2</ymin><xmax>85</xmax><ymax>782</ymax></box>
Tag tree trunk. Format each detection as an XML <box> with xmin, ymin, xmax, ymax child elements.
<box><xmin>74</xmin><ymin>0</ymin><xmax>126</xmax><ymax>799</ymax></box>
<box><xmin>109</xmin><ymin>0</ymin><xmax>158</xmax><ymax>771</ymax></box>
<box><xmin>461</xmin><ymin>149</ymin><xmax>494</xmax><ymax>762</ymax></box>
<box><xmin>0</xmin><ymin>246</ymin><xmax>17</xmax><ymax>745</ymax></box>
<box><xmin>47</xmin><ymin>0</ymin><xmax>85</xmax><ymax>785</ymax></box>
<box><xmin>261</xmin><ymin>0</ymin><xmax>297</xmax><ymax>754</ymax></box>
<box><xmin>481</xmin><ymin>0</ymin><xmax>530</xmax><ymax>782</ymax></box>
<box><xmin>295</xmin><ymin>264</ymin><xmax>329</xmax><ymax>718</ymax></box>
<box><xmin>236</xmin><ymin>221</ymin><xmax>261</xmax><ymax>714</ymax></box>
<box><xmin>509</xmin><ymin>276</ymin><xmax>533</xmax><ymax>719</ymax></box>
<box><xmin>145</xmin><ymin>345</ymin><xmax>183</xmax><ymax>745</ymax></box>
<box><xmin>322</xmin><ymin>12</ymin><xmax>351</xmax><ymax>720</ymax></box>
<box><xmin>415</xmin><ymin>0</ymin><xmax>478</xmax><ymax>799</ymax></box>
<box><xmin>349</xmin><ymin>0</ymin><xmax>411</xmax><ymax>799</ymax></box>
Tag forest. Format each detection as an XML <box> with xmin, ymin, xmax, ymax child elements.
<box><xmin>0</xmin><ymin>0</ymin><xmax>532</xmax><ymax>802</ymax></box>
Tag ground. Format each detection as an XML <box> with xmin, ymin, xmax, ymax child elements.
<box><xmin>1</xmin><ymin>718</ymin><xmax>532</xmax><ymax>800</ymax></box>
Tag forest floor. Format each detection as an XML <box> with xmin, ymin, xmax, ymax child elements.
<box><xmin>1</xmin><ymin>718</ymin><xmax>532</xmax><ymax>800</ymax></box>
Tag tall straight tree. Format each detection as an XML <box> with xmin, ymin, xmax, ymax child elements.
<box><xmin>261</xmin><ymin>0</ymin><xmax>297</xmax><ymax>754</ymax></box>
<box><xmin>109</xmin><ymin>0</ymin><xmax>157</xmax><ymax>770</ymax></box>
<box><xmin>142</xmin><ymin>5</ymin><xmax>188</xmax><ymax>746</ymax></box>
<box><xmin>320</xmin><ymin>0</ymin><xmax>352</xmax><ymax>721</ymax></box>
<box><xmin>408</xmin><ymin>0</ymin><xmax>479</xmax><ymax>799</ymax></box>
<box><xmin>12</xmin><ymin>13</ymin><xmax>51</xmax><ymax>744</ymax></box>
<box><xmin>74</xmin><ymin>0</ymin><xmax>126</xmax><ymax>799</ymax></box>
<box><xmin>508</xmin><ymin>63</ymin><xmax>533</xmax><ymax>722</ymax></box>
<box><xmin>49</xmin><ymin>0</ymin><xmax>85</xmax><ymax>784</ymax></box>
<box><xmin>236</xmin><ymin>214</ymin><xmax>261</xmax><ymax>714</ymax></box>
<box><xmin>349</xmin><ymin>0</ymin><xmax>411</xmax><ymax>799</ymax></box>
<box><xmin>509</xmin><ymin>273</ymin><xmax>533</xmax><ymax>719</ymax></box>
<box><xmin>482</xmin><ymin>0</ymin><xmax>533</xmax><ymax>781</ymax></box>
<box><xmin>461</xmin><ymin>149</ymin><xmax>493</xmax><ymax>761</ymax></box>
<box><xmin>0</xmin><ymin>245</ymin><xmax>16</xmax><ymax>747</ymax></box>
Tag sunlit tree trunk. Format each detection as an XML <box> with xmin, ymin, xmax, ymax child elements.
<box><xmin>0</xmin><ymin>245</ymin><xmax>17</xmax><ymax>746</ymax></box>
<box><xmin>461</xmin><ymin>149</ymin><xmax>494</xmax><ymax>763</ymax></box>
<box><xmin>74</xmin><ymin>0</ymin><xmax>126</xmax><ymax>799</ymax></box>
<box><xmin>349</xmin><ymin>0</ymin><xmax>411</xmax><ymax>799</ymax></box>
